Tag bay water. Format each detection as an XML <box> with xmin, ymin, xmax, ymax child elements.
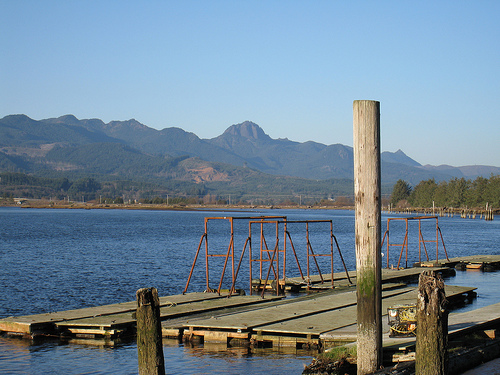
<box><xmin>0</xmin><ymin>207</ymin><xmax>499</xmax><ymax>374</ymax></box>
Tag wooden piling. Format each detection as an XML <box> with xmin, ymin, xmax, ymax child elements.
<box><xmin>416</xmin><ymin>270</ymin><xmax>448</xmax><ymax>375</ymax></box>
<box><xmin>136</xmin><ymin>288</ymin><xmax>165</xmax><ymax>375</ymax></box>
<box><xmin>353</xmin><ymin>100</ymin><xmax>382</xmax><ymax>374</ymax></box>
<box><xmin>485</xmin><ymin>209</ymin><xmax>494</xmax><ymax>221</ymax></box>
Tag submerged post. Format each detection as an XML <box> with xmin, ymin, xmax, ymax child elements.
<box><xmin>353</xmin><ymin>100</ymin><xmax>382</xmax><ymax>374</ymax></box>
<box><xmin>416</xmin><ymin>270</ymin><xmax>448</xmax><ymax>374</ymax></box>
<box><xmin>136</xmin><ymin>287</ymin><xmax>165</xmax><ymax>375</ymax></box>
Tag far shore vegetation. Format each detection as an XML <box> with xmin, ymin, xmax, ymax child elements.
<box><xmin>390</xmin><ymin>175</ymin><xmax>500</xmax><ymax>211</ymax></box>
<box><xmin>1</xmin><ymin>171</ymin><xmax>499</xmax><ymax>212</ymax></box>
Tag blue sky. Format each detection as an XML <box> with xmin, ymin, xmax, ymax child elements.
<box><xmin>1</xmin><ymin>1</ymin><xmax>499</xmax><ymax>167</ymax></box>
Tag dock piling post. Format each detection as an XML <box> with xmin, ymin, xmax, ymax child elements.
<box><xmin>416</xmin><ymin>270</ymin><xmax>448</xmax><ymax>375</ymax></box>
<box><xmin>136</xmin><ymin>287</ymin><xmax>165</xmax><ymax>375</ymax></box>
<box><xmin>353</xmin><ymin>100</ymin><xmax>382</xmax><ymax>374</ymax></box>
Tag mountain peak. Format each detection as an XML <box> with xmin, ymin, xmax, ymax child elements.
<box><xmin>1</xmin><ymin>114</ymin><xmax>38</xmax><ymax>126</ymax></box>
<box><xmin>2</xmin><ymin>114</ymin><xmax>33</xmax><ymax>121</ymax></box>
<box><xmin>57</xmin><ymin>114</ymin><xmax>80</xmax><ymax>124</ymax></box>
<box><xmin>381</xmin><ymin>149</ymin><xmax>421</xmax><ymax>167</ymax></box>
<box><xmin>39</xmin><ymin>114</ymin><xmax>81</xmax><ymax>126</ymax></box>
<box><xmin>223</xmin><ymin>121</ymin><xmax>270</xmax><ymax>141</ymax></box>
<box><xmin>107</xmin><ymin>118</ymin><xmax>151</xmax><ymax>132</ymax></box>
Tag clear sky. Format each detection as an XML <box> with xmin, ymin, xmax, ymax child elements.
<box><xmin>1</xmin><ymin>1</ymin><xmax>499</xmax><ymax>167</ymax></box>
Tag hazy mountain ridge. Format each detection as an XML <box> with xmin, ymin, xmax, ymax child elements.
<box><xmin>381</xmin><ymin>149</ymin><xmax>421</xmax><ymax>167</ymax></box>
<box><xmin>1</xmin><ymin>114</ymin><xmax>498</xmax><ymax>189</ymax></box>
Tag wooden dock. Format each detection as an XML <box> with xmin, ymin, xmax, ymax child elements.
<box><xmin>380</xmin><ymin>301</ymin><xmax>500</xmax><ymax>364</ymax></box>
<box><xmin>274</xmin><ymin>265</ymin><xmax>456</xmax><ymax>292</ymax></box>
<box><xmin>0</xmin><ymin>292</ymin><xmax>282</xmax><ymax>340</ymax></box>
<box><xmin>418</xmin><ymin>254</ymin><xmax>500</xmax><ymax>269</ymax></box>
<box><xmin>383</xmin><ymin>301</ymin><xmax>500</xmax><ymax>352</ymax></box>
<box><xmin>279</xmin><ymin>255</ymin><xmax>500</xmax><ymax>293</ymax></box>
<box><xmin>1</xmin><ymin>262</ymin><xmax>497</xmax><ymax>352</ymax></box>
<box><xmin>180</xmin><ymin>284</ymin><xmax>475</xmax><ymax>349</ymax></box>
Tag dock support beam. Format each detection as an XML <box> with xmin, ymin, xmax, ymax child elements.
<box><xmin>416</xmin><ymin>270</ymin><xmax>448</xmax><ymax>374</ymax></box>
<box><xmin>353</xmin><ymin>100</ymin><xmax>382</xmax><ymax>374</ymax></box>
<box><xmin>136</xmin><ymin>287</ymin><xmax>165</xmax><ymax>375</ymax></box>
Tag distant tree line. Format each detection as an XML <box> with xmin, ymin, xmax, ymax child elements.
<box><xmin>0</xmin><ymin>172</ymin><xmax>104</xmax><ymax>201</ymax></box>
<box><xmin>0</xmin><ymin>171</ymin><xmax>353</xmax><ymax>206</ymax></box>
<box><xmin>390</xmin><ymin>175</ymin><xmax>500</xmax><ymax>208</ymax></box>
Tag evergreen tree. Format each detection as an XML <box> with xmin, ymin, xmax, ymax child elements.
<box><xmin>409</xmin><ymin>179</ymin><xmax>437</xmax><ymax>207</ymax></box>
<box><xmin>433</xmin><ymin>181</ymin><xmax>449</xmax><ymax>207</ymax></box>
<box><xmin>484</xmin><ymin>175</ymin><xmax>500</xmax><ymax>207</ymax></box>
<box><xmin>390</xmin><ymin>179</ymin><xmax>412</xmax><ymax>206</ymax></box>
<box><xmin>447</xmin><ymin>177</ymin><xmax>469</xmax><ymax>207</ymax></box>
<box><xmin>467</xmin><ymin>176</ymin><xmax>488</xmax><ymax>206</ymax></box>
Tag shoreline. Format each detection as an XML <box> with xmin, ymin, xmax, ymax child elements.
<box><xmin>2</xmin><ymin>200</ymin><xmax>498</xmax><ymax>216</ymax></box>
<box><xmin>0</xmin><ymin>200</ymin><xmax>355</xmax><ymax>211</ymax></box>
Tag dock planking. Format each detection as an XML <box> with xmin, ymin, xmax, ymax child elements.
<box><xmin>282</xmin><ymin>271</ymin><xmax>356</xmax><ymax>290</ymax></box>
<box><xmin>184</xmin><ymin>285</ymin><xmax>475</xmax><ymax>348</ymax></box>
<box><xmin>381</xmin><ymin>301</ymin><xmax>500</xmax><ymax>362</ymax></box>
<box><xmin>185</xmin><ymin>286</ymin><xmax>411</xmax><ymax>333</ymax></box>
<box><xmin>1</xmin><ymin>268</ymin><xmax>441</xmax><ymax>339</ymax></box>
<box><xmin>318</xmin><ymin>301</ymin><xmax>500</xmax><ymax>366</ymax></box>
<box><xmin>57</xmin><ymin>294</ymin><xmax>283</xmax><ymax>339</ymax></box>
<box><xmin>281</xmin><ymin>266</ymin><xmax>455</xmax><ymax>291</ymax></box>
<box><xmin>0</xmin><ymin>261</ymin><xmax>492</xmax><ymax>348</ymax></box>
<box><xmin>319</xmin><ymin>285</ymin><xmax>476</xmax><ymax>344</ymax></box>
<box><xmin>420</xmin><ymin>254</ymin><xmax>500</xmax><ymax>269</ymax></box>
<box><xmin>0</xmin><ymin>292</ymin><xmax>279</xmax><ymax>338</ymax></box>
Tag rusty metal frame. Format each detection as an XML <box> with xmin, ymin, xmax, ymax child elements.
<box><xmin>251</xmin><ymin>219</ymin><xmax>282</xmax><ymax>296</ymax></box>
<box><xmin>381</xmin><ymin>216</ymin><xmax>450</xmax><ymax>269</ymax></box>
<box><xmin>239</xmin><ymin>219</ymin><xmax>351</xmax><ymax>295</ymax></box>
<box><xmin>183</xmin><ymin>216</ymin><xmax>285</xmax><ymax>295</ymax></box>
<box><xmin>184</xmin><ymin>215</ymin><xmax>352</xmax><ymax>296</ymax></box>
<box><xmin>230</xmin><ymin>218</ymin><xmax>288</xmax><ymax>297</ymax></box>
<box><xmin>283</xmin><ymin>220</ymin><xmax>352</xmax><ymax>290</ymax></box>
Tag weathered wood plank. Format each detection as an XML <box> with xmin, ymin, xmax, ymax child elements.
<box><xmin>56</xmin><ymin>295</ymin><xmax>281</xmax><ymax>330</ymax></box>
<box><xmin>318</xmin><ymin>285</ymin><xmax>476</xmax><ymax>343</ymax></box>
<box><xmin>433</xmin><ymin>254</ymin><xmax>500</xmax><ymax>267</ymax></box>
<box><xmin>0</xmin><ymin>292</ymin><xmax>243</xmax><ymax>335</ymax></box>
<box><xmin>382</xmin><ymin>301</ymin><xmax>500</xmax><ymax>352</ymax></box>
<box><xmin>188</xmin><ymin>329</ymin><xmax>249</xmax><ymax>342</ymax></box>
<box><xmin>284</xmin><ymin>270</ymin><xmax>356</xmax><ymax>286</ymax></box>
<box><xmin>0</xmin><ymin>264</ymin><xmax>486</xmax><ymax>346</ymax></box>
<box><xmin>284</xmin><ymin>267</ymin><xmax>454</xmax><ymax>290</ymax></box>
<box><xmin>184</xmin><ymin>287</ymin><xmax>414</xmax><ymax>332</ymax></box>
<box><xmin>184</xmin><ymin>282</ymin><xmax>467</xmax><ymax>336</ymax></box>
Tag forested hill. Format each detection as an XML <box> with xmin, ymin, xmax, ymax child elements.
<box><xmin>2</xmin><ymin>114</ymin><xmax>498</xmax><ymax>184</ymax></box>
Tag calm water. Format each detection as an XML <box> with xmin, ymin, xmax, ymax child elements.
<box><xmin>0</xmin><ymin>207</ymin><xmax>499</xmax><ymax>374</ymax></box>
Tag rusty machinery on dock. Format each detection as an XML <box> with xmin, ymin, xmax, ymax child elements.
<box><xmin>183</xmin><ymin>215</ymin><xmax>352</xmax><ymax>296</ymax></box>
<box><xmin>381</xmin><ymin>215</ymin><xmax>450</xmax><ymax>269</ymax></box>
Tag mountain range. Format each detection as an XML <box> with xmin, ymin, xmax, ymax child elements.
<box><xmin>1</xmin><ymin>114</ymin><xmax>498</xmax><ymax>196</ymax></box>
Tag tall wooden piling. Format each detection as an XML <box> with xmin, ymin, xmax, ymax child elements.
<box><xmin>416</xmin><ymin>270</ymin><xmax>448</xmax><ymax>374</ymax></box>
<box><xmin>353</xmin><ymin>100</ymin><xmax>382</xmax><ymax>374</ymax></box>
<box><xmin>136</xmin><ymin>287</ymin><xmax>165</xmax><ymax>375</ymax></box>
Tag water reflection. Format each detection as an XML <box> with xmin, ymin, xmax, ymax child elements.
<box><xmin>0</xmin><ymin>334</ymin><xmax>313</xmax><ymax>375</ymax></box>
<box><xmin>445</xmin><ymin>269</ymin><xmax>500</xmax><ymax>312</ymax></box>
